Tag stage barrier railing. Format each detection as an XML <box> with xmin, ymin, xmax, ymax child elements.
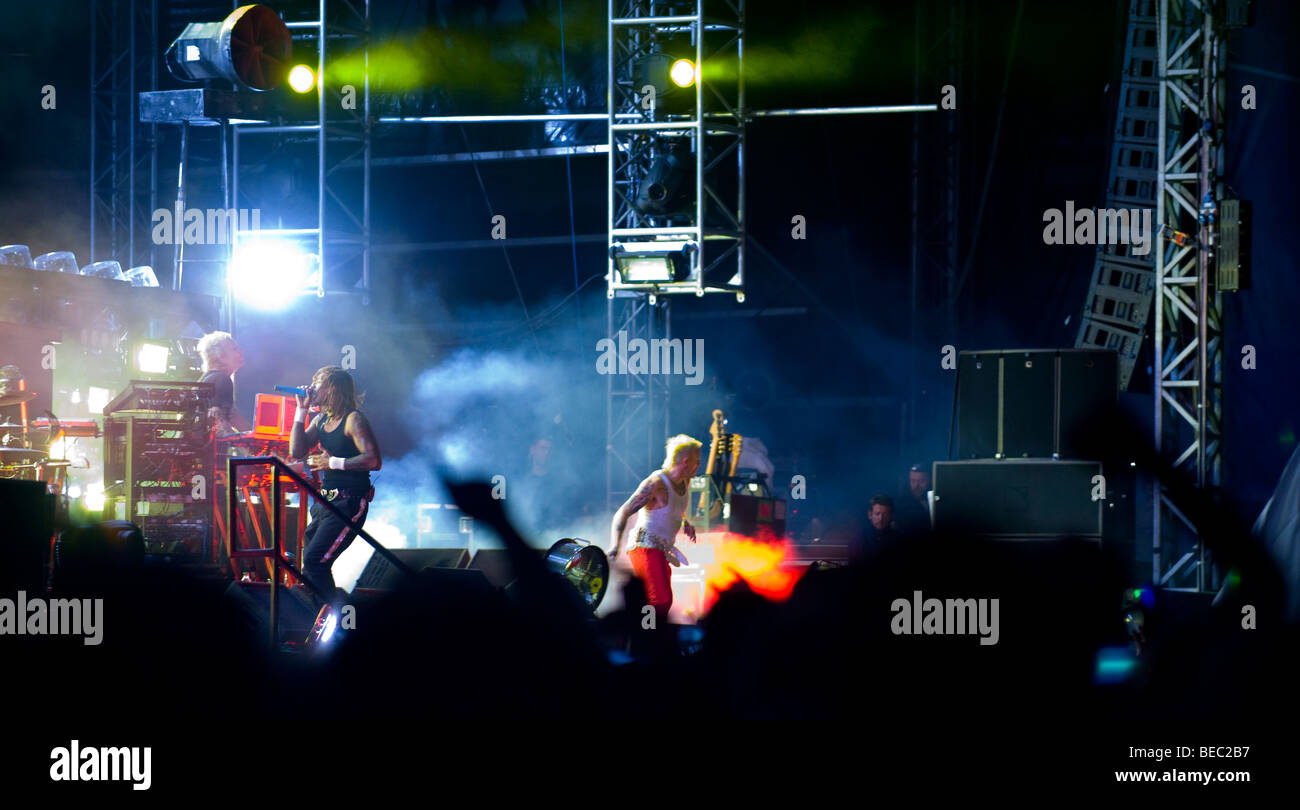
<box><xmin>226</xmin><ymin>456</ymin><xmax>416</xmax><ymax>649</ymax></box>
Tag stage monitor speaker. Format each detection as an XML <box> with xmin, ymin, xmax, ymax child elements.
<box><xmin>468</xmin><ymin>549</ymin><xmax>518</xmax><ymax>590</ymax></box>
<box><xmin>355</xmin><ymin>548</ymin><xmax>470</xmax><ymax>591</ymax></box>
<box><xmin>224</xmin><ymin>580</ymin><xmax>321</xmax><ymax>639</ymax></box>
<box><xmin>932</xmin><ymin>459</ymin><xmax>1103</xmax><ymax>538</ymax></box>
<box><xmin>953</xmin><ymin>349</ymin><xmax>1117</xmax><ymax>459</ymax></box>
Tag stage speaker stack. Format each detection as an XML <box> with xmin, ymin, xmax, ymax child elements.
<box><xmin>953</xmin><ymin>349</ymin><xmax>1117</xmax><ymax>460</ymax></box>
<box><xmin>941</xmin><ymin>348</ymin><xmax>1122</xmax><ymax>543</ymax></box>
<box><xmin>931</xmin><ymin>460</ymin><xmax>1102</xmax><ymax>539</ymax></box>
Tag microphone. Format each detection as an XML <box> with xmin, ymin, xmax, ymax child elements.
<box><xmin>275</xmin><ymin>385</ymin><xmax>309</xmax><ymax>398</ymax></box>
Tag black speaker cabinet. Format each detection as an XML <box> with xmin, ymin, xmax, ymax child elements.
<box><xmin>468</xmin><ymin>549</ymin><xmax>517</xmax><ymax>589</ymax></box>
<box><xmin>932</xmin><ymin>459</ymin><xmax>1103</xmax><ymax>538</ymax></box>
<box><xmin>954</xmin><ymin>349</ymin><xmax>1117</xmax><ymax>460</ymax></box>
<box><xmin>354</xmin><ymin>547</ymin><xmax>470</xmax><ymax>591</ymax></box>
<box><xmin>0</xmin><ymin>479</ymin><xmax>53</xmax><ymax>591</ymax></box>
<box><xmin>224</xmin><ymin>580</ymin><xmax>321</xmax><ymax>639</ymax></box>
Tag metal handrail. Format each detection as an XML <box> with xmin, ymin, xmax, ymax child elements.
<box><xmin>227</xmin><ymin>455</ymin><xmax>416</xmax><ymax>649</ymax></box>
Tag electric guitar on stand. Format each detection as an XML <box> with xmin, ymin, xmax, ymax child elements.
<box><xmin>693</xmin><ymin>409</ymin><xmax>745</xmax><ymax>526</ymax></box>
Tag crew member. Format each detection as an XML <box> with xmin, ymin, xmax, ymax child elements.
<box><xmin>290</xmin><ymin>366</ymin><xmax>382</xmax><ymax>603</ymax></box>
<box><xmin>196</xmin><ymin>331</ymin><xmax>251</xmax><ymax>435</ymax></box>
<box><xmin>851</xmin><ymin>493</ymin><xmax>901</xmax><ymax>565</ymax></box>
<box><xmin>894</xmin><ymin>463</ymin><xmax>932</xmax><ymax>534</ymax></box>
<box><xmin>608</xmin><ymin>434</ymin><xmax>700</xmax><ymax>623</ymax></box>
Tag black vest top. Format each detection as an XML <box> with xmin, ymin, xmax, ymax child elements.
<box><xmin>318</xmin><ymin>411</ymin><xmax>370</xmax><ymax>490</ymax></box>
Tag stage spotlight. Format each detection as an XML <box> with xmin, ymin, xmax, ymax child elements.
<box><xmin>81</xmin><ymin>260</ymin><xmax>126</xmax><ymax>281</ymax></box>
<box><xmin>635</xmin><ymin>144</ymin><xmax>693</xmax><ymax>216</ymax></box>
<box><xmin>634</xmin><ymin>52</ymin><xmax>675</xmax><ymax>99</ymax></box>
<box><xmin>229</xmin><ymin>236</ymin><xmax>315</xmax><ymax>310</ymax></box>
<box><xmin>307</xmin><ymin>604</ymin><xmax>339</xmax><ymax>649</ymax></box>
<box><xmin>0</xmin><ymin>245</ymin><xmax>34</xmax><ymax>269</ymax></box>
<box><xmin>124</xmin><ymin>266</ymin><xmax>159</xmax><ymax>287</ymax></box>
<box><xmin>288</xmin><ymin>64</ymin><xmax>315</xmax><ymax>93</ymax></box>
<box><xmin>87</xmin><ymin>387</ymin><xmax>113</xmax><ymax>415</ymax></box>
<box><xmin>165</xmin><ymin>4</ymin><xmax>292</xmax><ymax>92</ymax></box>
<box><xmin>670</xmin><ymin>58</ymin><xmax>697</xmax><ymax>88</ymax></box>
<box><xmin>83</xmin><ymin>482</ymin><xmax>107</xmax><ymax>514</ymax></box>
<box><xmin>134</xmin><ymin>341</ymin><xmax>170</xmax><ymax>375</ymax></box>
<box><xmin>633</xmin><ymin>51</ymin><xmax>696</xmax><ymax>110</ymax></box>
<box><xmin>610</xmin><ymin>240</ymin><xmax>697</xmax><ymax>284</ymax></box>
<box><xmin>33</xmin><ymin>251</ymin><xmax>79</xmax><ymax>274</ymax></box>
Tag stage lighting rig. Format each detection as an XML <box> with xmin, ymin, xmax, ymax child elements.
<box><xmin>633</xmin><ymin>52</ymin><xmax>696</xmax><ymax>113</ymax></box>
<box><xmin>635</xmin><ymin>143</ymin><xmax>693</xmax><ymax>216</ymax></box>
<box><xmin>164</xmin><ymin>4</ymin><xmax>292</xmax><ymax>92</ymax></box>
<box><xmin>0</xmin><ymin>245</ymin><xmax>34</xmax><ymax>270</ymax></box>
<box><xmin>610</xmin><ymin>240</ymin><xmax>697</xmax><ymax>285</ymax></box>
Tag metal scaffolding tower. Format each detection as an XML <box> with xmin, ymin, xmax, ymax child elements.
<box><xmin>232</xmin><ymin>0</ymin><xmax>372</xmax><ymax>306</ymax></box>
<box><xmin>605</xmin><ymin>0</ymin><xmax>745</xmax><ymax>510</ymax></box>
<box><xmin>91</xmin><ymin>1</ymin><xmax>371</xmax><ymax>319</ymax></box>
<box><xmin>605</xmin><ymin>296</ymin><xmax>672</xmax><ymax>512</ymax></box>
<box><xmin>89</xmin><ymin>0</ymin><xmax>160</xmax><ymax>272</ymax></box>
<box><xmin>1152</xmin><ymin>0</ymin><xmax>1227</xmax><ymax>592</ymax></box>
<box><xmin>908</xmin><ymin>0</ymin><xmax>964</xmax><ymax>449</ymax></box>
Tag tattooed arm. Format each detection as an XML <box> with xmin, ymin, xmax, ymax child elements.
<box><xmin>608</xmin><ymin>474</ymin><xmax>666</xmax><ymax>559</ymax></box>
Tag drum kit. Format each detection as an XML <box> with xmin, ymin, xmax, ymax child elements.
<box><xmin>0</xmin><ymin>388</ymin><xmax>97</xmax><ymax>491</ymax></box>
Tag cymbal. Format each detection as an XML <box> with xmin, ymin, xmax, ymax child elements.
<box><xmin>0</xmin><ymin>390</ymin><xmax>37</xmax><ymax>407</ymax></box>
<box><xmin>0</xmin><ymin>422</ymin><xmax>24</xmax><ymax>429</ymax></box>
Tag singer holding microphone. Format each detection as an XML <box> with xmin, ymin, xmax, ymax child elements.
<box><xmin>290</xmin><ymin>366</ymin><xmax>382</xmax><ymax>604</ymax></box>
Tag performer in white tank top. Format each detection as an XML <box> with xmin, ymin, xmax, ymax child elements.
<box><xmin>608</xmin><ymin>434</ymin><xmax>702</xmax><ymax>622</ymax></box>
<box><xmin>630</xmin><ymin>470</ymin><xmax>692</xmax><ymax>564</ymax></box>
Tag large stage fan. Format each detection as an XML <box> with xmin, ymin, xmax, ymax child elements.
<box><xmin>165</xmin><ymin>4</ymin><xmax>292</xmax><ymax>92</ymax></box>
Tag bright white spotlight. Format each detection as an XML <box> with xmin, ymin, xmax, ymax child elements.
<box><xmin>87</xmin><ymin>387</ymin><xmax>112</xmax><ymax>415</ymax></box>
<box><xmin>84</xmin><ymin>481</ymin><xmax>106</xmax><ymax>513</ymax></box>
<box><xmin>135</xmin><ymin>342</ymin><xmax>170</xmax><ymax>374</ymax></box>
<box><xmin>288</xmin><ymin>64</ymin><xmax>315</xmax><ymax>93</ymax></box>
<box><xmin>318</xmin><ymin>610</ymin><xmax>338</xmax><ymax>644</ymax></box>
<box><xmin>229</xmin><ymin>238</ymin><xmax>314</xmax><ymax>310</ymax></box>
<box><xmin>670</xmin><ymin>58</ymin><xmax>697</xmax><ymax>88</ymax></box>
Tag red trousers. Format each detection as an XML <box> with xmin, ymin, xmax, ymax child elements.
<box><xmin>627</xmin><ymin>547</ymin><xmax>672</xmax><ymax>621</ymax></box>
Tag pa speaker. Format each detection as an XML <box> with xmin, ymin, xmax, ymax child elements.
<box><xmin>933</xmin><ymin>459</ymin><xmax>1103</xmax><ymax>538</ymax></box>
<box><xmin>953</xmin><ymin>349</ymin><xmax>1117</xmax><ymax>460</ymax></box>
<box><xmin>355</xmin><ymin>548</ymin><xmax>470</xmax><ymax>591</ymax></box>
